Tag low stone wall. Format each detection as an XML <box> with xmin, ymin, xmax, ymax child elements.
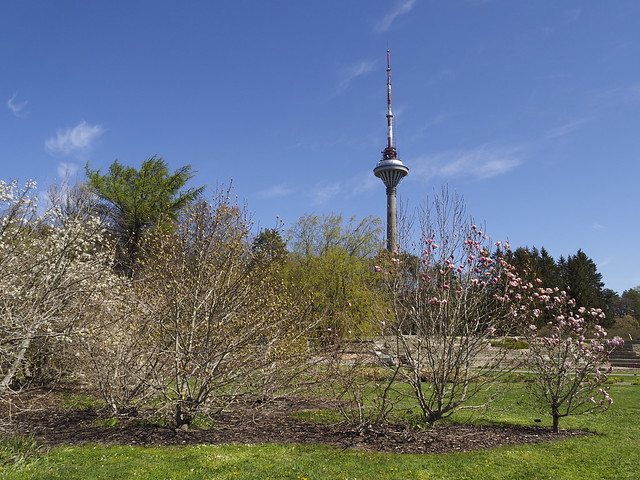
<box><xmin>343</xmin><ymin>336</ymin><xmax>529</xmax><ymax>369</ymax></box>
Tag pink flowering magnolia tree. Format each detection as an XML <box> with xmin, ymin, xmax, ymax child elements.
<box><xmin>523</xmin><ymin>288</ymin><xmax>624</xmax><ymax>433</ymax></box>
<box><xmin>374</xmin><ymin>190</ymin><xmax>528</xmax><ymax>425</ymax></box>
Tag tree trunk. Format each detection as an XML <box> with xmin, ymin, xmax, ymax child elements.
<box><xmin>552</xmin><ymin>407</ymin><xmax>561</xmax><ymax>433</ymax></box>
<box><xmin>175</xmin><ymin>398</ymin><xmax>195</xmax><ymax>428</ymax></box>
<box><xmin>0</xmin><ymin>330</ymin><xmax>34</xmax><ymax>396</ymax></box>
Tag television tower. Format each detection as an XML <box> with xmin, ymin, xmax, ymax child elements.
<box><xmin>374</xmin><ymin>50</ymin><xmax>409</xmax><ymax>252</ymax></box>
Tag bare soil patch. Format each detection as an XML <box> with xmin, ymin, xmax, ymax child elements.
<box><xmin>3</xmin><ymin>386</ymin><xmax>594</xmax><ymax>455</ymax></box>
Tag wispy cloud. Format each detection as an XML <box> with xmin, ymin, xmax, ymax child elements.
<box><xmin>257</xmin><ymin>184</ymin><xmax>295</xmax><ymax>199</ymax></box>
<box><xmin>590</xmin><ymin>82</ymin><xmax>640</xmax><ymax>110</ymax></box>
<box><xmin>565</xmin><ymin>8</ymin><xmax>582</xmax><ymax>22</ymax></box>
<box><xmin>546</xmin><ymin>117</ymin><xmax>590</xmax><ymax>139</ymax></box>
<box><xmin>591</xmin><ymin>222</ymin><xmax>606</xmax><ymax>231</ymax></box>
<box><xmin>412</xmin><ymin>144</ymin><xmax>523</xmax><ymax>181</ymax></box>
<box><xmin>374</xmin><ymin>0</ymin><xmax>416</xmax><ymax>33</ymax></box>
<box><xmin>311</xmin><ymin>182</ymin><xmax>343</xmax><ymax>205</ymax></box>
<box><xmin>56</xmin><ymin>162</ymin><xmax>80</xmax><ymax>179</ymax></box>
<box><xmin>598</xmin><ymin>256</ymin><xmax>614</xmax><ymax>268</ymax></box>
<box><xmin>336</xmin><ymin>59</ymin><xmax>377</xmax><ymax>93</ymax></box>
<box><xmin>351</xmin><ymin>170</ymin><xmax>380</xmax><ymax>195</ymax></box>
<box><xmin>7</xmin><ymin>93</ymin><xmax>28</xmax><ymax>117</ymax></box>
<box><xmin>45</xmin><ymin>121</ymin><xmax>105</xmax><ymax>157</ymax></box>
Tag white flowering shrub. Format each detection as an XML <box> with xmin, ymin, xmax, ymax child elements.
<box><xmin>0</xmin><ymin>180</ymin><xmax>118</xmax><ymax>396</ymax></box>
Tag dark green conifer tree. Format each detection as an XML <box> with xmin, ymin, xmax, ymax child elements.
<box><xmin>86</xmin><ymin>157</ymin><xmax>204</xmax><ymax>276</ymax></box>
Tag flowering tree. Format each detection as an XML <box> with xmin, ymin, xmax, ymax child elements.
<box><xmin>374</xmin><ymin>190</ymin><xmax>526</xmax><ymax>425</ymax></box>
<box><xmin>0</xmin><ymin>180</ymin><xmax>118</xmax><ymax>397</ymax></box>
<box><xmin>524</xmin><ymin>289</ymin><xmax>624</xmax><ymax>433</ymax></box>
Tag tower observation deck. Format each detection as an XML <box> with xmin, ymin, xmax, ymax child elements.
<box><xmin>373</xmin><ymin>50</ymin><xmax>409</xmax><ymax>252</ymax></box>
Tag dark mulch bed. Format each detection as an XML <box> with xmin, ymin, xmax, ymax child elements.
<box><xmin>2</xmin><ymin>386</ymin><xmax>594</xmax><ymax>455</ymax></box>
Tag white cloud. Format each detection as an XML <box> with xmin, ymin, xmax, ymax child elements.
<box><xmin>351</xmin><ymin>170</ymin><xmax>380</xmax><ymax>195</ymax></box>
<box><xmin>565</xmin><ymin>8</ymin><xmax>582</xmax><ymax>22</ymax></box>
<box><xmin>56</xmin><ymin>162</ymin><xmax>80</xmax><ymax>179</ymax></box>
<box><xmin>412</xmin><ymin>145</ymin><xmax>523</xmax><ymax>181</ymax></box>
<box><xmin>546</xmin><ymin>117</ymin><xmax>590</xmax><ymax>139</ymax></box>
<box><xmin>311</xmin><ymin>183</ymin><xmax>343</xmax><ymax>205</ymax></box>
<box><xmin>591</xmin><ymin>222</ymin><xmax>606</xmax><ymax>231</ymax></box>
<box><xmin>337</xmin><ymin>59</ymin><xmax>377</xmax><ymax>93</ymax></box>
<box><xmin>598</xmin><ymin>256</ymin><xmax>614</xmax><ymax>268</ymax></box>
<box><xmin>7</xmin><ymin>93</ymin><xmax>28</xmax><ymax>117</ymax></box>
<box><xmin>45</xmin><ymin>121</ymin><xmax>105</xmax><ymax>156</ymax></box>
<box><xmin>257</xmin><ymin>184</ymin><xmax>295</xmax><ymax>199</ymax></box>
<box><xmin>374</xmin><ymin>0</ymin><xmax>416</xmax><ymax>33</ymax></box>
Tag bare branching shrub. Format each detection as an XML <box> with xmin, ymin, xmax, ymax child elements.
<box><xmin>137</xmin><ymin>189</ymin><xmax>312</xmax><ymax>427</ymax></box>
<box><xmin>76</xmin><ymin>290</ymin><xmax>163</xmax><ymax>415</ymax></box>
<box><xmin>320</xmin><ymin>338</ymin><xmax>401</xmax><ymax>432</ymax></box>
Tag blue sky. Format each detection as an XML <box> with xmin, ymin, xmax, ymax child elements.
<box><xmin>2</xmin><ymin>0</ymin><xmax>639</xmax><ymax>294</ymax></box>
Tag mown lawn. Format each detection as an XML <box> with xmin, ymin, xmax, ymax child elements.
<box><xmin>1</xmin><ymin>383</ymin><xmax>639</xmax><ymax>480</ymax></box>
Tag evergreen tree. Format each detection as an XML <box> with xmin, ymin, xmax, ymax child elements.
<box><xmin>538</xmin><ymin>247</ymin><xmax>562</xmax><ymax>289</ymax></box>
<box><xmin>252</xmin><ymin>228</ymin><xmax>288</xmax><ymax>266</ymax></box>
<box><xmin>86</xmin><ymin>157</ymin><xmax>204</xmax><ymax>276</ymax></box>
<box><xmin>501</xmin><ymin>246</ymin><xmax>561</xmax><ymax>290</ymax></box>
<box><xmin>618</xmin><ymin>287</ymin><xmax>640</xmax><ymax>320</ymax></box>
<box><xmin>562</xmin><ymin>249</ymin><xmax>608</xmax><ymax>321</ymax></box>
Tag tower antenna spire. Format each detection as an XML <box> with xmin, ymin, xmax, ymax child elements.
<box><xmin>374</xmin><ymin>49</ymin><xmax>409</xmax><ymax>252</ymax></box>
<box><xmin>386</xmin><ymin>49</ymin><xmax>394</xmax><ymax>151</ymax></box>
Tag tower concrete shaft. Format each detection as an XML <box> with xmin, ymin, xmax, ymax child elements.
<box><xmin>385</xmin><ymin>185</ymin><xmax>399</xmax><ymax>253</ymax></box>
<box><xmin>373</xmin><ymin>50</ymin><xmax>408</xmax><ymax>252</ymax></box>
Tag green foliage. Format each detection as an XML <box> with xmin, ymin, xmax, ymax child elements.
<box><xmin>252</xmin><ymin>228</ymin><xmax>288</xmax><ymax>266</ymax></box>
<box><xmin>0</xmin><ymin>434</ymin><xmax>43</xmax><ymax>472</ymax></box>
<box><xmin>615</xmin><ymin>287</ymin><xmax>640</xmax><ymax>320</ymax></box>
<box><xmin>563</xmin><ymin>249</ymin><xmax>607</xmax><ymax>316</ymax></box>
<box><xmin>503</xmin><ymin>247</ymin><xmax>610</xmax><ymax>325</ymax></box>
<box><xmin>491</xmin><ymin>338</ymin><xmax>530</xmax><ymax>350</ymax></box>
<box><xmin>608</xmin><ymin>314</ymin><xmax>640</xmax><ymax>339</ymax></box>
<box><xmin>85</xmin><ymin>157</ymin><xmax>204</xmax><ymax>276</ymax></box>
<box><xmin>288</xmin><ymin>213</ymin><xmax>383</xmax><ymax>259</ymax></box>
<box><xmin>285</xmin><ymin>213</ymin><xmax>385</xmax><ymax>337</ymax></box>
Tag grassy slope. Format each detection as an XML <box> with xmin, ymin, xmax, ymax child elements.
<box><xmin>1</xmin><ymin>384</ymin><xmax>639</xmax><ymax>480</ymax></box>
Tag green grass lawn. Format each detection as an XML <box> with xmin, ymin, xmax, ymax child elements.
<box><xmin>1</xmin><ymin>384</ymin><xmax>639</xmax><ymax>480</ymax></box>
